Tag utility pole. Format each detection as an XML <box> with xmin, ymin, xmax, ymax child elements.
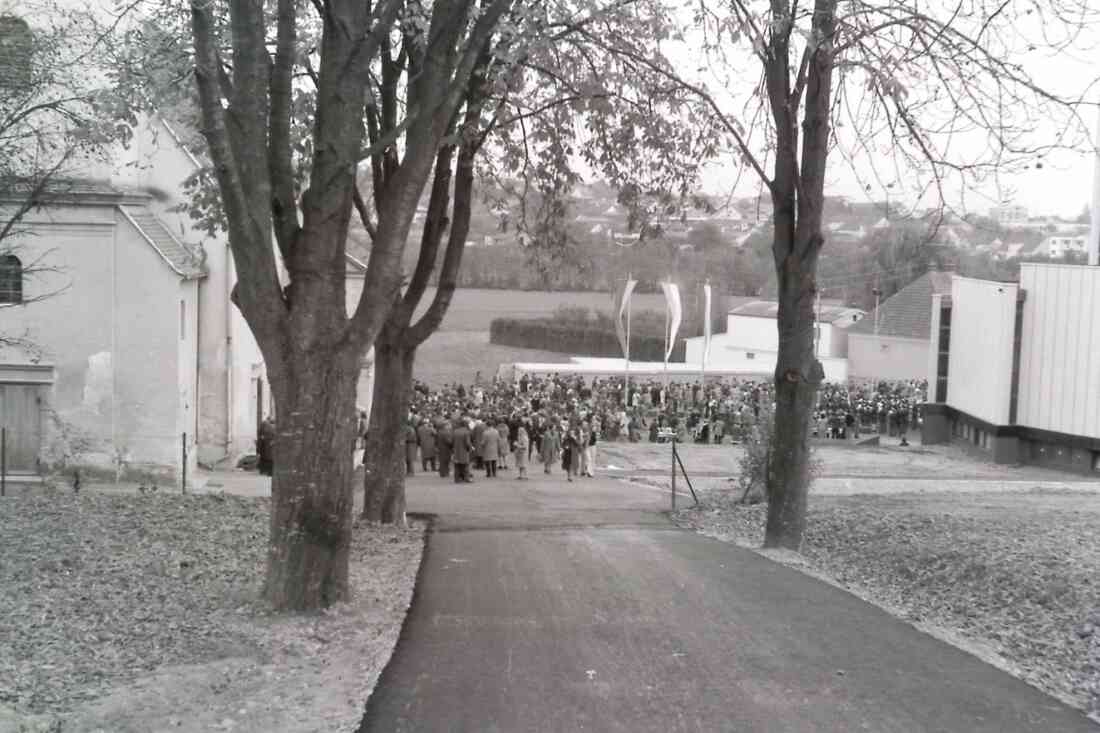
<box><xmin>872</xmin><ymin>278</ymin><xmax>882</xmax><ymax>336</ymax></box>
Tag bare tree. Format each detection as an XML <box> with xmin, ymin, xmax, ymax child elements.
<box><xmin>586</xmin><ymin>0</ymin><xmax>1099</xmax><ymax>549</ymax></box>
<box><xmin>360</xmin><ymin>2</ymin><xmax>718</xmax><ymax>523</ymax></box>
<box><xmin>182</xmin><ymin>0</ymin><xmax>524</xmax><ymax>609</ymax></box>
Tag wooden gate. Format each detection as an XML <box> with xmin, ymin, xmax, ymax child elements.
<box><xmin>0</xmin><ymin>383</ymin><xmax>43</xmax><ymax>473</ymax></box>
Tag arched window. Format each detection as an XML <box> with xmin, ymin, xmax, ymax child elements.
<box><xmin>0</xmin><ymin>255</ymin><xmax>23</xmax><ymax>303</ymax></box>
<box><xmin>0</xmin><ymin>15</ymin><xmax>32</xmax><ymax>90</ymax></box>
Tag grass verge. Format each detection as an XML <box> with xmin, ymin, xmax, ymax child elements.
<box><xmin>0</xmin><ymin>488</ymin><xmax>424</xmax><ymax>732</ymax></box>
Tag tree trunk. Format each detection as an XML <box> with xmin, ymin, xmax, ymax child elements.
<box><xmin>362</xmin><ymin>336</ymin><xmax>415</xmax><ymax>524</ymax></box>
<box><xmin>263</xmin><ymin>347</ymin><xmax>360</xmax><ymax>610</ymax></box>
<box><xmin>764</xmin><ymin>251</ymin><xmax>823</xmax><ymax>551</ymax></box>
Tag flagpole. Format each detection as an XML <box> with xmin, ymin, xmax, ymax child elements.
<box><xmin>625</xmin><ymin>273</ymin><xmax>632</xmax><ymax>408</ymax></box>
<box><xmin>700</xmin><ymin>280</ymin><xmax>708</xmax><ymax>387</ymax></box>
<box><xmin>664</xmin><ymin>277</ymin><xmax>670</xmax><ymax>395</ymax></box>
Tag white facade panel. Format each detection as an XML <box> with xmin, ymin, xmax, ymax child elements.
<box><xmin>1018</xmin><ymin>264</ymin><xmax>1100</xmax><ymax>439</ymax></box>
<box><xmin>725</xmin><ymin>315</ymin><xmax>778</xmax><ymax>352</ymax></box>
<box><xmin>945</xmin><ymin>277</ymin><xmax>1018</xmax><ymax>426</ymax></box>
<box><xmin>684</xmin><ymin>336</ymin><xmax>848</xmax><ymax>382</ymax></box>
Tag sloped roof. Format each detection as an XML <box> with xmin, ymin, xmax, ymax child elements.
<box><xmin>120</xmin><ymin>205</ymin><xmax>206</xmax><ymax>279</ymax></box>
<box><xmin>0</xmin><ymin>177</ymin><xmax>132</xmax><ymax>202</ymax></box>
<box><xmin>847</xmin><ymin>271</ymin><xmax>954</xmax><ymax>339</ymax></box>
<box><xmin>729</xmin><ymin>300</ymin><xmax>865</xmax><ymax>324</ymax></box>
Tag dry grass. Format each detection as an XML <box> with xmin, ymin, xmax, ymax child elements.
<box><xmin>672</xmin><ymin>488</ymin><xmax>1100</xmax><ymax>721</ymax></box>
<box><xmin>0</xmin><ymin>488</ymin><xmax>424</xmax><ymax>733</ymax></box>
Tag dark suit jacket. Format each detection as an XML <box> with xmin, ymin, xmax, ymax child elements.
<box><xmin>452</xmin><ymin>426</ymin><xmax>473</xmax><ymax>463</ymax></box>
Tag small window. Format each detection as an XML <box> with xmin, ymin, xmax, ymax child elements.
<box><xmin>746</xmin><ymin>352</ymin><xmax>755</xmax><ymax>360</ymax></box>
<box><xmin>0</xmin><ymin>254</ymin><xmax>22</xmax><ymax>303</ymax></box>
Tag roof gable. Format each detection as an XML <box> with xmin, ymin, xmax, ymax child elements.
<box><xmin>120</xmin><ymin>205</ymin><xmax>206</xmax><ymax>279</ymax></box>
<box><xmin>847</xmin><ymin>271</ymin><xmax>953</xmax><ymax>339</ymax></box>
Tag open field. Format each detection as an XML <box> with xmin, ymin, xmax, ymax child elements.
<box><xmin>410</xmin><ymin>287</ymin><xmax>669</xmax><ymax>333</ymax></box>
<box><xmin>414</xmin><ymin>330</ymin><xmax>572</xmax><ymax>386</ymax></box>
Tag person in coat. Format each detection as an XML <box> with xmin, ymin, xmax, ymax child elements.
<box><xmin>257</xmin><ymin>416</ymin><xmax>275</xmax><ymax>476</ymax></box>
<box><xmin>436</xmin><ymin>420</ymin><xmax>453</xmax><ymax>478</ymax></box>
<box><xmin>472</xmin><ymin>419</ymin><xmax>486</xmax><ymax>470</ymax></box>
<box><xmin>497</xmin><ymin>420</ymin><xmax>511</xmax><ymax>470</ymax></box>
<box><xmin>540</xmin><ymin>423</ymin><xmax>560</xmax><ymax>474</ymax></box>
<box><xmin>583</xmin><ymin>416</ymin><xmax>598</xmax><ymax>477</ymax></box>
<box><xmin>451</xmin><ymin>419</ymin><xmax>473</xmax><ymax>483</ymax></box>
<box><xmin>417</xmin><ymin>420</ymin><xmax>437</xmax><ymax>473</ymax></box>
<box><xmin>562</xmin><ymin>421</ymin><xmax>582</xmax><ymax>482</ymax></box>
<box><xmin>404</xmin><ymin>422</ymin><xmax>419</xmax><ymax>475</ymax></box>
<box><xmin>480</xmin><ymin>422</ymin><xmax>501</xmax><ymax>478</ymax></box>
<box><xmin>514</xmin><ymin>425</ymin><xmax>530</xmax><ymax>480</ymax></box>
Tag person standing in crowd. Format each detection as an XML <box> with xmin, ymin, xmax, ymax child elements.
<box><xmin>541</xmin><ymin>421</ymin><xmax>560</xmax><ymax>474</ymax></box>
<box><xmin>514</xmin><ymin>425</ymin><xmax>530</xmax><ymax>480</ymax></box>
<box><xmin>417</xmin><ymin>419</ymin><xmax>437</xmax><ymax>473</ymax></box>
<box><xmin>472</xmin><ymin>418</ymin><xmax>486</xmax><ymax>471</ymax></box>
<box><xmin>437</xmin><ymin>419</ymin><xmax>453</xmax><ymax>478</ymax></box>
<box><xmin>480</xmin><ymin>420</ymin><xmax>500</xmax><ymax>478</ymax></box>
<box><xmin>497</xmin><ymin>418</ymin><xmax>511</xmax><ymax>470</ymax></box>
<box><xmin>404</xmin><ymin>420</ymin><xmax>419</xmax><ymax>475</ymax></box>
<box><xmin>451</xmin><ymin>418</ymin><xmax>473</xmax><ymax>483</ymax></box>
<box><xmin>257</xmin><ymin>416</ymin><xmax>275</xmax><ymax>476</ymax></box>
<box><xmin>583</xmin><ymin>416</ymin><xmax>598</xmax><ymax>477</ymax></box>
<box><xmin>563</xmin><ymin>420</ymin><xmax>582</xmax><ymax>482</ymax></box>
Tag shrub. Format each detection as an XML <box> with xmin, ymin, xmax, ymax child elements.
<box><xmin>736</xmin><ymin>403</ymin><xmax>822</xmax><ymax>504</ymax></box>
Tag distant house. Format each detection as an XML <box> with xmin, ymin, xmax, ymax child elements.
<box><xmin>846</xmin><ymin>270</ymin><xmax>954</xmax><ymax>380</ymax></box>
<box><xmin>1038</xmin><ymin>235</ymin><xmax>1087</xmax><ymax>258</ymax></box>
<box><xmin>989</xmin><ymin>203</ymin><xmax>1028</xmax><ymax>226</ymax></box>
<box><xmin>684</xmin><ymin>300</ymin><xmax>864</xmax><ymax>382</ymax></box>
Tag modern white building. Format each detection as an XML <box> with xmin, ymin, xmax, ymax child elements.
<box><xmin>923</xmin><ymin>264</ymin><xmax>1100</xmax><ymax>472</ymax></box>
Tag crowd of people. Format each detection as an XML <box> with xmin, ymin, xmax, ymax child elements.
<box><xmin>361</xmin><ymin>372</ymin><xmax>928</xmax><ymax>481</ymax></box>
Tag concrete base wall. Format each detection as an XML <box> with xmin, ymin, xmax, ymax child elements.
<box><xmin>927</xmin><ymin>403</ymin><xmax>1100</xmax><ymax>474</ymax></box>
<box><xmin>921</xmin><ymin>404</ymin><xmax>951</xmax><ymax>445</ymax></box>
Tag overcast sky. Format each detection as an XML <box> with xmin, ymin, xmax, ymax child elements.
<box><xmin>676</xmin><ymin>3</ymin><xmax>1100</xmax><ymax>219</ymax></box>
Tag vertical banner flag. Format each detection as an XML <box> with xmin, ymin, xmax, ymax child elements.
<box><xmin>660</xmin><ymin>281</ymin><xmax>682</xmax><ymax>361</ymax></box>
<box><xmin>613</xmin><ymin>278</ymin><xmax>637</xmax><ymax>358</ymax></box>
<box><xmin>702</xmin><ymin>282</ymin><xmax>712</xmax><ymax>367</ymax></box>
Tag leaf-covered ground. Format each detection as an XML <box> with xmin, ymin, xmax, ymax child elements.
<box><xmin>0</xmin><ymin>487</ymin><xmax>424</xmax><ymax>732</ymax></box>
<box><xmin>672</xmin><ymin>488</ymin><xmax>1100</xmax><ymax>723</ymax></box>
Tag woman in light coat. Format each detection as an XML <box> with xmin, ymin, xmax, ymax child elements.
<box><xmin>497</xmin><ymin>420</ymin><xmax>511</xmax><ymax>470</ymax></box>
<box><xmin>514</xmin><ymin>426</ymin><xmax>530</xmax><ymax>480</ymax></box>
<box><xmin>540</xmin><ymin>424</ymin><xmax>560</xmax><ymax>474</ymax></box>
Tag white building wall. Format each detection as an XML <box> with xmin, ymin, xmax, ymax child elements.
<box><xmin>945</xmin><ymin>277</ymin><xmax>1018</xmax><ymax>426</ymax></box>
<box><xmin>685</xmin><ymin>336</ymin><xmax>848</xmax><ymax>382</ymax></box>
<box><xmin>847</xmin><ymin>334</ymin><xmax>929</xmax><ymax>381</ymax></box>
<box><xmin>724</xmin><ymin>315</ymin><xmax>777</xmax><ymax>352</ymax></box>
<box><xmin>1017</xmin><ymin>264</ymin><xmax>1100</xmax><ymax>439</ymax></box>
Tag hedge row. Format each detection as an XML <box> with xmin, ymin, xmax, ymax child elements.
<box><xmin>490</xmin><ymin>318</ymin><xmax>686</xmax><ymax>362</ymax></box>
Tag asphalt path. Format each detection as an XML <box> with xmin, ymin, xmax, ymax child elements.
<box><xmin>358</xmin><ymin>467</ymin><xmax>1096</xmax><ymax>732</ymax></box>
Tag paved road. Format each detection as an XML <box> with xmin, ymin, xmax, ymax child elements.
<box><xmin>358</xmin><ymin>469</ymin><xmax>1095</xmax><ymax>732</ymax></box>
